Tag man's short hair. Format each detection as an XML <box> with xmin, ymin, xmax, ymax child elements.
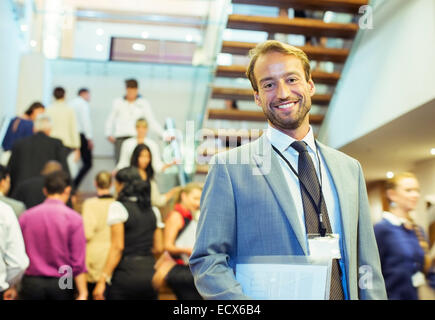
<box><xmin>246</xmin><ymin>40</ymin><xmax>311</xmax><ymax>92</ymax></box>
<box><xmin>125</xmin><ymin>79</ymin><xmax>138</xmax><ymax>89</ymax></box>
<box><xmin>24</xmin><ymin>102</ymin><xmax>45</xmax><ymax>117</ymax></box>
<box><xmin>34</xmin><ymin>114</ymin><xmax>53</xmax><ymax>132</ymax></box>
<box><xmin>78</xmin><ymin>88</ymin><xmax>89</xmax><ymax>96</ymax></box>
<box><xmin>0</xmin><ymin>165</ymin><xmax>9</xmax><ymax>182</ymax></box>
<box><xmin>44</xmin><ymin>170</ymin><xmax>71</xmax><ymax>195</ymax></box>
<box><xmin>53</xmin><ymin>87</ymin><xmax>66</xmax><ymax>99</ymax></box>
<box><xmin>136</xmin><ymin>118</ymin><xmax>148</xmax><ymax>128</ymax></box>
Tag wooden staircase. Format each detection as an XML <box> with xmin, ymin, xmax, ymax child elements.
<box><xmin>196</xmin><ymin>0</ymin><xmax>367</xmax><ymax>174</ymax></box>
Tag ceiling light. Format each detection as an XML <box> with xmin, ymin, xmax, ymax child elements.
<box><xmin>386</xmin><ymin>171</ymin><xmax>394</xmax><ymax>179</ymax></box>
<box><xmin>96</xmin><ymin>28</ymin><xmax>104</xmax><ymax>36</ymax></box>
<box><xmin>141</xmin><ymin>31</ymin><xmax>149</xmax><ymax>39</ymax></box>
<box><xmin>96</xmin><ymin>44</ymin><xmax>103</xmax><ymax>52</ymax></box>
<box><xmin>132</xmin><ymin>43</ymin><xmax>146</xmax><ymax>51</ymax></box>
<box><xmin>431</xmin><ymin>148</ymin><xmax>435</xmax><ymax>155</ymax></box>
<box><xmin>185</xmin><ymin>34</ymin><xmax>193</xmax><ymax>42</ymax></box>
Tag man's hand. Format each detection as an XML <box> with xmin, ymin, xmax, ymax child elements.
<box><xmin>3</xmin><ymin>286</ymin><xmax>18</xmax><ymax>300</ymax></box>
<box><xmin>107</xmin><ymin>136</ymin><xmax>116</xmax><ymax>144</ymax></box>
<box><xmin>93</xmin><ymin>280</ymin><xmax>106</xmax><ymax>300</ymax></box>
<box><xmin>87</xmin><ymin>139</ymin><xmax>94</xmax><ymax>151</ymax></box>
<box><xmin>74</xmin><ymin>149</ymin><xmax>81</xmax><ymax>162</ymax></box>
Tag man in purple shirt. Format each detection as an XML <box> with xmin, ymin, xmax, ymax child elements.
<box><xmin>18</xmin><ymin>170</ymin><xmax>88</xmax><ymax>300</ymax></box>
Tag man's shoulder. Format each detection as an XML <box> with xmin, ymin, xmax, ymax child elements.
<box><xmin>317</xmin><ymin>141</ymin><xmax>359</xmax><ymax>166</ymax></box>
<box><xmin>0</xmin><ymin>196</ymin><xmax>25</xmax><ymax>211</ymax></box>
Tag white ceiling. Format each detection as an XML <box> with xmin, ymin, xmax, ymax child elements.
<box><xmin>339</xmin><ymin>98</ymin><xmax>435</xmax><ymax>182</ymax></box>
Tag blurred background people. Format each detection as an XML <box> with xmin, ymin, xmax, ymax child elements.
<box><xmin>7</xmin><ymin>114</ymin><xmax>69</xmax><ymax>195</ymax></box>
<box><xmin>0</xmin><ymin>200</ymin><xmax>29</xmax><ymax>300</ymax></box>
<box><xmin>93</xmin><ymin>167</ymin><xmax>163</xmax><ymax>300</ymax></box>
<box><xmin>105</xmin><ymin>79</ymin><xmax>165</xmax><ymax>164</ymax></box>
<box><xmin>116</xmin><ymin>118</ymin><xmax>175</xmax><ymax>173</ymax></box>
<box><xmin>152</xmin><ymin>182</ymin><xmax>202</xmax><ymax>300</ymax></box>
<box><xmin>0</xmin><ymin>102</ymin><xmax>45</xmax><ymax>166</ymax></box>
<box><xmin>69</xmin><ymin>88</ymin><xmax>93</xmax><ymax>192</ymax></box>
<box><xmin>82</xmin><ymin>171</ymin><xmax>114</xmax><ymax>299</ymax></box>
<box><xmin>10</xmin><ymin>161</ymin><xmax>62</xmax><ymax>209</ymax></box>
<box><xmin>18</xmin><ymin>170</ymin><xmax>87</xmax><ymax>300</ymax></box>
<box><xmin>0</xmin><ymin>164</ymin><xmax>25</xmax><ymax>217</ymax></box>
<box><xmin>45</xmin><ymin>86</ymin><xmax>80</xmax><ymax>168</ymax></box>
<box><xmin>129</xmin><ymin>143</ymin><xmax>178</xmax><ymax>209</ymax></box>
<box><xmin>375</xmin><ymin>172</ymin><xmax>435</xmax><ymax>300</ymax></box>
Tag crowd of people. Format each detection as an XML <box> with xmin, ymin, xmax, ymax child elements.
<box><xmin>0</xmin><ymin>78</ymin><xmax>202</xmax><ymax>300</ymax></box>
<box><xmin>1</xmin><ymin>42</ymin><xmax>435</xmax><ymax>300</ymax></box>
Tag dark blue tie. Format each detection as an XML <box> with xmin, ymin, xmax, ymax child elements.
<box><xmin>291</xmin><ymin>141</ymin><xmax>344</xmax><ymax>300</ymax></box>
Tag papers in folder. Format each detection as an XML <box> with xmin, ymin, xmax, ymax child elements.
<box><xmin>236</xmin><ymin>257</ymin><xmax>331</xmax><ymax>300</ymax></box>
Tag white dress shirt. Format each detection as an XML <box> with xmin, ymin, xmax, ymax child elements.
<box><xmin>105</xmin><ymin>97</ymin><xmax>164</xmax><ymax>139</ymax></box>
<box><xmin>265</xmin><ymin>124</ymin><xmax>342</xmax><ymax>237</ymax></box>
<box><xmin>116</xmin><ymin>137</ymin><xmax>165</xmax><ymax>173</ymax></box>
<box><xmin>69</xmin><ymin>97</ymin><xmax>93</xmax><ymax>140</ymax></box>
<box><xmin>107</xmin><ymin>201</ymin><xmax>164</xmax><ymax>228</ymax></box>
<box><xmin>0</xmin><ymin>200</ymin><xmax>29</xmax><ymax>291</ymax></box>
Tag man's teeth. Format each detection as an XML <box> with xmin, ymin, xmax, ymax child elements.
<box><xmin>278</xmin><ymin>102</ymin><xmax>296</xmax><ymax>109</ymax></box>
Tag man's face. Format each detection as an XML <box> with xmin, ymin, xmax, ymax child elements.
<box><xmin>0</xmin><ymin>175</ymin><xmax>11</xmax><ymax>195</ymax></box>
<box><xmin>81</xmin><ymin>91</ymin><xmax>91</xmax><ymax>102</ymax></box>
<box><xmin>136</xmin><ymin>125</ymin><xmax>148</xmax><ymax>139</ymax></box>
<box><xmin>126</xmin><ymin>87</ymin><xmax>138</xmax><ymax>101</ymax></box>
<box><xmin>253</xmin><ymin>52</ymin><xmax>315</xmax><ymax>132</ymax></box>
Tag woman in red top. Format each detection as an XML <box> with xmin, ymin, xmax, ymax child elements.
<box><xmin>153</xmin><ymin>182</ymin><xmax>203</xmax><ymax>299</ymax></box>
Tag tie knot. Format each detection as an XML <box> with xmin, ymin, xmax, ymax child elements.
<box><xmin>291</xmin><ymin>141</ymin><xmax>308</xmax><ymax>153</ymax></box>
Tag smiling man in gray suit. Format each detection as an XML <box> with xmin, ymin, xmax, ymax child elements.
<box><xmin>190</xmin><ymin>40</ymin><xmax>386</xmax><ymax>300</ymax></box>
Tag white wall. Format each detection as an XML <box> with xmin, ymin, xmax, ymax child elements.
<box><xmin>319</xmin><ymin>0</ymin><xmax>435</xmax><ymax>148</ymax></box>
<box><xmin>0</xmin><ymin>0</ymin><xmax>24</xmax><ymax>127</ymax></box>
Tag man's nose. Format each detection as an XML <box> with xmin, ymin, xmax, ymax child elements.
<box><xmin>276</xmin><ymin>80</ymin><xmax>290</xmax><ymax>99</ymax></box>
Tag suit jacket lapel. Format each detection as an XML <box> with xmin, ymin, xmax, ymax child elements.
<box><xmin>252</xmin><ymin>136</ymin><xmax>308</xmax><ymax>254</ymax></box>
<box><xmin>317</xmin><ymin>142</ymin><xmax>353</xmax><ymax>261</ymax></box>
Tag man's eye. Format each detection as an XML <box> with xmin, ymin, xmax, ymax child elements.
<box><xmin>287</xmin><ymin>78</ymin><xmax>297</xmax><ymax>83</ymax></box>
<box><xmin>263</xmin><ymin>83</ymin><xmax>274</xmax><ymax>89</ymax></box>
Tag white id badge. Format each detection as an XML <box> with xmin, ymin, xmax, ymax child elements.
<box><xmin>308</xmin><ymin>234</ymin><xmax>341</xmax><ymax>260</ymax></box>
<box><xmin>411</xmin><ymin>271</ymin><xmax>426</xmax><ymax>287</ymax></box>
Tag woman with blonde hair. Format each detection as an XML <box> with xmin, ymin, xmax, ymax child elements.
<box><xmin>81</xmin><ymin>171</ymin><xmax>115</xmax><ymax>299</ymax></box>
<box><xmin>152</xmin><ymin>182</ymin><xmax>203</xmax><ymax>300</ymax></box>
<box><xmin>374</xmin><ymin>172</ymin><xmax>435</xmax><ymax>299</ymax></box>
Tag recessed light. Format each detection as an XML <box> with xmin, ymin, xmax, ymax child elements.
<box><xmin>431</xmin><ymin>148</ymin><xmax>435</xmax><ymax>155</ymax></box>
<box><xmin>141</xmin><ymin>31</ymin><xmax>149</xmax><ymax>39</ymax></box>
<box><xmin>132</xmin><ymin>43</ymin><xmax>146</xmax><ymax>51</ymax></box>
<box><xmin>185</xmin><ymin>34</ymin><xmax>193</xmax><ymax>42</ymax></box>
<box><xmin>96</xmin><ymin>28</ymin><xmax>104</xmax><ymax>36</ymax></box>
<box><xmin>386</xmin><ymin>171</ymin><xmax>394</xmax><ymax>179</ymax></box>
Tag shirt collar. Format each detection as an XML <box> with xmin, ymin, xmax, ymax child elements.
<box><xmin>383</xmin><ymin>211</ymin><xmax>408</xmax><ymax>226</ymax></box>
<box><xmin>266</xmin><ymin>124</ymin><xmax>317</xmax><ymax>154</ymax></box>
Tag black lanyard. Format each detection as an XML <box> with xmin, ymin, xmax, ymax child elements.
<box><xmin>272</xmin><ymin>143</ymin><xmax>327</xmax><ymax>236</ymax></box>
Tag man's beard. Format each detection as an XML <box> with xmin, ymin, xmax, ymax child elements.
<box><xmin>264</xmin><ymin>100</ymin><xmax>311</xmax><ymax>131</ymax></box>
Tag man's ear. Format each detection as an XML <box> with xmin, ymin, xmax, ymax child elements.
<box><xmin>64</xmin><ymin>186</ymin><xmax>72</xmax><ymax>198</ymax></box>
<box><xmin>42</xmin><ymin>187</ymin><xmax>48</xmax><ymax>197</ymax></box>
<box><xmin>308</xmin><ymin>79</ymin><xmax>316</xmax><ymax>97</ymax></box>
<box><xmin>254</xmin><ymin>91</ymin><xmax>261</xmax><ymax>107</ymax></box>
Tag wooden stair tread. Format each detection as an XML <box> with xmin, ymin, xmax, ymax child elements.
<box><xmin>207</xmin><ymin>108</ymin><xmax>324</xmax><ymax>123</ymax></box>
<box><xmin>216</xmin><ymin>65</ymin><xmax>340</xmax><ymax>85</ymax></box>
<box><xmin>227</xmin><ymin>14</ymin><xmax>358</xmax><ymax>38</ymax></box>
<box><xmin>211</xmin><ymin>87</ymin><xmax>331</xmax><ymax>105</ymax></box>
<box><xmin>202</xmin><ymin>128</ymin><xmax>264</xmax><ymax>139</ymax></box>
<box><xmin>231</xmin><ymin>0</ymin><xmax>368</xmax><ymax>14</ymax></box>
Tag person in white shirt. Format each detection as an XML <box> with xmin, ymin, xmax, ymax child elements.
<box><xmin>105</xmin><ymin>79</ymin><xmax>165</xmax><ymax>163</ymax></box>
<box><xmin>45</xmin><ymin>87</ymin><xmax>81</xmax><ymax>161</ymax></box>
<box><xmin>69</xmin><ymin>88</ymin><xmax>93</xmax><ymax>190</ymax></box>
<box><xmin>0</xmin><ymin>200</ymin><xmax>29</xmax><ymax>300</ymax></box>
<box><xmin>116</xmin><ymin>118</ymin><xmax>176</xmax><ymax>173</ymax></box>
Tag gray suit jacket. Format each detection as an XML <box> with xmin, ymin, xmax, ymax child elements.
<box><xmin>190</xmin><ymin>135</ymin><xmax>386</xmax><ymax>300</ymax></box>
